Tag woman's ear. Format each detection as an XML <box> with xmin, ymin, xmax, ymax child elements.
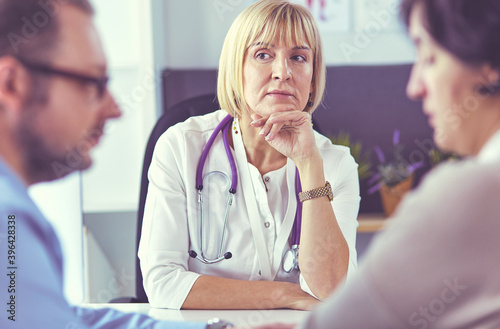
<box><xmin>484</xmin><ymin>64</ymin><xmax>499</xmax><ymax>84</ymax></box>
<box><xmin>477</xmin><ymin>64</ymin><xmax>500</xmax><ymax>96</ymax></box>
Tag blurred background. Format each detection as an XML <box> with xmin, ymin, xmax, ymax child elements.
<box><xmin>30</xmin><ymin>0</ymin><xmax>435</xmax><ymax>305</ymax></box>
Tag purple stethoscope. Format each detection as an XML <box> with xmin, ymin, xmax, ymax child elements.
<box><xmin>188</xmin><ymin>115</ymin><xmax>302</xmax><ymax>273</ymax></box>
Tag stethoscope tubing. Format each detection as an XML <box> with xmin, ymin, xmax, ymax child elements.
<box><xmin>196</xmin><ymin>115</ymin><xmax>236</xmax><ymax>191</ymax></box>
<box><xmin>191</xmin><ymin>114</ymin><xmax>302</xmax><ymax>268</ymax></box>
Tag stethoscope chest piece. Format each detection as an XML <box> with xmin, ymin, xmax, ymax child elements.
<box><xmin>283</xmin><ymin>244</ymin><xmax>299</xmax><ymax>273</ymax></box>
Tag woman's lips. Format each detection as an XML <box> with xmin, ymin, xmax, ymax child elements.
<box><xmin>267</xmin><ymin>90</ymin><xmax>293</xmax><ymax>99</ymax></box>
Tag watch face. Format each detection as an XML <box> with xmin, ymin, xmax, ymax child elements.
<box><xmin>283</xmin><ymin>249</ymin><xmax>295</xmax><ymax>273</ymax></box>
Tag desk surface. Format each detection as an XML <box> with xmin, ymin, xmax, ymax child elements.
<box><xmin>82</xmin><ymin>303</ymin><xmax>309</xmax><ymax>327</ymax></box>
<box><xmin>357</xmin><ymin>213</ymin><xmax>389</xmax><ymax>233</ymax></box>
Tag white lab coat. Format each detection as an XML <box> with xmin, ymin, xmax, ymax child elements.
<box><xmin>139</xmin><ymin>110</ymin><xmax>360</xmax><ymax>309</ymax></box>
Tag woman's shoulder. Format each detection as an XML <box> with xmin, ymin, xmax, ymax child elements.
<box><xmin>157</xmin><ymin>109</ymin><xmax>227</xmax><ymax>143</ymax></box>
<box><xmin>421</xmin><ymin>157</ymin><xmax>500</xmax><ymax>194</ymax></box>
<box><xmin>170</xmin><ymin>109</ymin><xmax>227</xmax><ymax>134</ymax></box>
<box><xmin>314</xmin><ymin>131</ymin><xmax>351</xmax><ymax>159</ymax></box>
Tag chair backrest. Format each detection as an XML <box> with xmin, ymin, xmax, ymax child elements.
<box><xmin>135</xmin><ymin>94</ymin><xmax>220</xmax><ymax>303</ymax></box>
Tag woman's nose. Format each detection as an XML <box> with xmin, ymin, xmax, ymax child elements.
<box><xmin>406</xmin><ymin>62</ymin><xmax>426</xmax><ymax>101</ymax></box>
<box><xmin>272</xmin><ymin>57</ymin><xmax>291</xmax><ymax>81</ymax></box>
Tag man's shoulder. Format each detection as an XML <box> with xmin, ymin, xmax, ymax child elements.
<box><xmin>0</xmin><ymin>168</ymin><xmax>48</xmax><ymax>234</ymax></box>
<box><xmin>0</xmin><ymin>171</ymin><xmax>30</xmax><ymax>213</ymax></box>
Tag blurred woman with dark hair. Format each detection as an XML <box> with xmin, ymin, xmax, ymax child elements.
<box><xmin>270</xmin><ymin>0</ymin><xmax>500</xmax><ymax>328</ymax></box>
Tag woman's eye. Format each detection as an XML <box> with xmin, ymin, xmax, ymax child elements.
<box><xmin>292</xmin><ymin>55</ymin><xmax>307</xmax><ymax>62</ymax></box>
<box><xmin>256</xmin><ymin>52</ymin><xmax>271</xmax><ymax>60</ymax></box>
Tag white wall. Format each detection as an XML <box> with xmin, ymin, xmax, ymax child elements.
<box><xmin>82</xmin><ymin>0</ymin><xmax>161</xmax><ymax>213</ymax></box>
<box><xmin>162</xmin><ymin>0</ymin><xmax>415</xmax><ymax>69</ymax></box>
<box><xmin>80</xmin><ymin>0</ymin><xmax>162</xmax><ymax>302</ymax></box>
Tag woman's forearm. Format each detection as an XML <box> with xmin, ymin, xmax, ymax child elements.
<box><xmin>182</xmin><ymin>276</ymin><xmax>319</xmax><ymax>310</ymax></box>
<box><xmin>295</xmin><ymin>153</ymin><xmax>350</xmax><ymax>300</ymax></box>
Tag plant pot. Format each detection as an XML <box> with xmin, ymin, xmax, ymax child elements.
<box><xmin>379</xmin><ymin>174</ymin><xmax>414</xmax><ymax>217</ymax></box>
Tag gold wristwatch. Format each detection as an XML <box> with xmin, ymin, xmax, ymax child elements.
<box><xmin>298</xmin><ymin>181</ymin><xmax>333</xmax><ymax>202</ymax></box>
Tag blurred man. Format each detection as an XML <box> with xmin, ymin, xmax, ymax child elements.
<box><xmin>0</xmin><ymin>0</ymin><xmax>212</xmax><ymax>328</ymax></box>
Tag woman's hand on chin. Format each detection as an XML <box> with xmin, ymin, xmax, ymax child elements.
<box><xmin>250</xmin><ymin>110</ymin><xmax>320</xmax><ymax>165</ymax></box>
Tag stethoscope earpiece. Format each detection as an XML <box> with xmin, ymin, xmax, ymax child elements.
<box><xmin>223</xmin><ymin>252</ymin><xmax>232</xmax><ymax>259</ymax></box>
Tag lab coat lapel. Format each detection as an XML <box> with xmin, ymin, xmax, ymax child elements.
<box><xmin>232</xmin><ymin>118</ymin><xmax>273</xmax><ymax>280</ymax></box>
<box><xmin>272</xmin><ymin>159</ymin><xmax>297</xmax><ymax>274</ymax></box>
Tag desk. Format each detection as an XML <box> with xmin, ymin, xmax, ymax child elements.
<box><xmin>81</xmin><ymin>303</ymin><xmax>309</xmax><ymax>327</ymax></box>
<box><xmin>357</xmin><ymin>213</ymin><xmax>389</xmax><ymax>233</ymax></box>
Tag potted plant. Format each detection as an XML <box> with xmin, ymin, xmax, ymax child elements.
<box><xmin>429</xmin><ymin>148</ymin><xmax>460</xmax><ymax>167</ymax></box>
<box><xmin>368</xmin><ymin>130</ymin><xmax>424</xmax><ymax>217</ymax></box>
<box><xmin>329</xmin><ymin>131</ymin><xmax>372</xmax><ymax>181</ymax></box>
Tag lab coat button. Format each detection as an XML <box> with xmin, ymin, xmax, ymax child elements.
<box><xmin>264</xmin><ymin>222</ymin><xmax>270</xmax><ymax>228</ymax></box>
<box><xmin>264</xmin><ymin>176</ymin><xmax>270</xmax><ymax>182</ymax></box>
<box><xmin>259</xmin><ymin>270</ymin><xmax>261</xmax><ymax>275</ymax></box>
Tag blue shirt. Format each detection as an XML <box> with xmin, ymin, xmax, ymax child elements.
<box><xmin>0</xmin><ymin>158</ymin><xmax>205</xmax><ymax>329</ymax></box>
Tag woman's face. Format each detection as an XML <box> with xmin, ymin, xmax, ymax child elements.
<box><xmin>406</xmin><ymin>3</ymin><xmax>496</xmax><ymax>155</ymax></box>
<box><xmin>242</xmin><ymin>38</ymin><xmax>314</xmax><ymax>118</ymax></box>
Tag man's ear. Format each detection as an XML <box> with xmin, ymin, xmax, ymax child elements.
<box><xmin>0</xmin><ymin>56</ymin><xmax>31</xmax><ymax>117</ymax></box>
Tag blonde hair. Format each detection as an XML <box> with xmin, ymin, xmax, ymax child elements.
<box><xmin>217</xmin><ymin>0</ymin><xmax>325</xmax><ymax>118</ymax></box>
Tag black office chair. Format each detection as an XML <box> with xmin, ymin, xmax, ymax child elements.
<box><xmin>111</xmin><ymin>94</ymin><xmax>220</xmax><ymax>303</ymax></box>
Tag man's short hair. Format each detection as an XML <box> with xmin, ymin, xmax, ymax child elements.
<box><xmin>0</xmin><ymin>0</ymin><xmax>94</xmax><ymax>62</ymax></box>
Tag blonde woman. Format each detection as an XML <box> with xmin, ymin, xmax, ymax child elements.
<box><xmin>139</xmin><ymin>0</ymin><xmax>360</xmax><ymax>310</ymax></box>
<box><xmin>276</xmin><ymin>0</ymin><xmax>500</xmax><ymax>328</ymax></box>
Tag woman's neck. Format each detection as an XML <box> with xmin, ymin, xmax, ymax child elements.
<box><xmin>237</xmin><ymin>113</ymin><xmax>287</xmax><ymax>176</ymax></box>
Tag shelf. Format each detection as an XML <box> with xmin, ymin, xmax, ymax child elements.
<box><xmin>357</xmin><ymin>213</ymin><xmax>389</xmax><ymax>233</ymax></box>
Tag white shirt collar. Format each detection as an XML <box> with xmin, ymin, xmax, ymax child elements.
<box><xmin>477</xmin><ymin>129</ymin><xmax>500</xmax><ymax>163</ymax></box>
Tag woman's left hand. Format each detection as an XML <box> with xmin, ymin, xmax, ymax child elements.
<box><xmin>250</xmin><ymin>111</ymin><xmax>319</xmax><ymax>164</ymax></box>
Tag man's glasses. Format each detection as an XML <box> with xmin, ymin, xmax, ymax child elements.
<box><xmin>16</xmin><ymin>57</ymin><xmax>109</xmax><ymax>100</ymax></box>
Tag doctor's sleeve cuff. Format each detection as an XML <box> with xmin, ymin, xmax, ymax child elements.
<box><xmin>145</xmin><ymin>267</ymin><xmax>201</xmax><ymax>310</ymax></box>
<box><xmin>299</xmin><ymin>272</ymin><xmax>322</xmax><ymax>300</ymax></box>
<box><xmin>141</xmin><ymin>255</ymin><xmax>200</xmax><ymax>310</ymax></box>
<box><xmin>298</xmin><ymin>257</ymin><xmax>357</xmax><ymax>301</ymax></box>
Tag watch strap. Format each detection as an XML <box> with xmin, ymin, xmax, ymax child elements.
<box><xmin>298</xmin><ymin>181</ymin><xmax>333</xmax><ymax>202</ymax></box>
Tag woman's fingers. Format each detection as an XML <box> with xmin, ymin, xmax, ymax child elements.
<box><xmin>265</xmin><ymin>122</ymin><xmax>285</xmax><ymax>141</ymax></box>
<box><xmin>251</xmin><ymin>111</ymin><xmax>311</xmax><ymax>141</ymax></box>
<box><xmin>267</xmin><ymin>111</ymin><xmax>311</xmax><ymax>127</ymax></box>
<box><xmin>250</xmin><ymin>114</ymin><xmax>266</xmax><ymax>128</ymax></box>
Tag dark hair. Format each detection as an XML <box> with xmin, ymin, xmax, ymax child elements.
<box><xmin>0</xmin><ymin>0</ymin><xmax>94</xmax><ymax>61</ymax></box>
<box><xmin>400</xmin><ymin>0</ymin><xmax>500</xmax><ymax>70</ymax></box>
